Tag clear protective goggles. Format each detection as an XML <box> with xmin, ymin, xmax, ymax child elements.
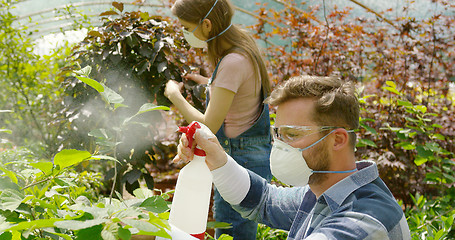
<box><xmin>271</xmin><ymin>125</ymin><xmax>354</xmax><ymax>143</ymax></box>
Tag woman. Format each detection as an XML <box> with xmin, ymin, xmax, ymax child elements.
<box><xmin>164</xmin><ymin>0</ymin><xmax>272</xmax><ymax>239</ymax></box>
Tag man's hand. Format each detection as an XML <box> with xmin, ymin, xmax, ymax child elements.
<box><xmin>174</xmin><ymin>128</ymin><xmax>227</xmax><ymax>171</ymax></box>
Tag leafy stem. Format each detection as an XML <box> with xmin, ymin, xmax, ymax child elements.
<box><xmin>21</xmin><ymin>177</ymin><xmax>53</xmax><ymax>191</ymax></box>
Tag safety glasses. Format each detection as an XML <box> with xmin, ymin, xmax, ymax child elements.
<box><xmin>271</xmin><ymin>125</ymin><xmax>351</xmax><ymax>143</ymax></box>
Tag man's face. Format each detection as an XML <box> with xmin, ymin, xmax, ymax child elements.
<box><xmin>275</xmin><ymin>98</ymin><xmax>331</xmax><ymax>184</ymax></box>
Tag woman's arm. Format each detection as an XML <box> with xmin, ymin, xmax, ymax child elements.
<box><xmin>184</xmin><ymin>73</ymin><xmax>209</xmax><ymax>85</ymax></box>
<box><xmin>165</xmin><ymin>80</ymin><xmax>235</xmax><ymax>134</ymax></box>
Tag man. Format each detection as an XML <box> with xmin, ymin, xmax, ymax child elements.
<box><xmin>177</xmin><ymin>75</ymin><xmax>411</xmax><ymax>239</ymax></box>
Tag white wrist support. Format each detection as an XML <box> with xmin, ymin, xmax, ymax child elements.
<box><xmin>211</xmin><ymin>153</ymin><xmax>250</xmax><ymax>205</ymax></box>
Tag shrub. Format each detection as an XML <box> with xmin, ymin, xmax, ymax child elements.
<box><xmin>60</xmin><ymin>3</ymin><xmax>207</xmax><ymax>195</ymax></box>
<box><xmin>0</xmin><ymin>0</ymin><xmax>72</xmax><ymax>157</ymax></box>
<box><xmin>249</xmin><ymin>0</ymin><xmax>455</xmax><ymax>207</ymax></box>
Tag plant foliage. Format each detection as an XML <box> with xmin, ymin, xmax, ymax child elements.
<box><xmin>0</xmin><ymin>0</ymin><xmax>71</xmax><ymax>157</ymax></box>
<box><xmin>60</xmin><ymin>3</ymin><xmax>207</xmax><ymax>195</ymax></box>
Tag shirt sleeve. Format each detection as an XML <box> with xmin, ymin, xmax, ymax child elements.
<box><xmin>211</xmin><ymin>53</ymin><xmax>250</xmax><ymax>93</ymax></box>
<box><xmin>232</xmin><ymin>170</ymin><xmax>310</xmax><ymax>231</ymax></box>
<box><xmin>306</xmin><ymin>212</ymin><xmax>390</xmax><ymax>240</ymax></box>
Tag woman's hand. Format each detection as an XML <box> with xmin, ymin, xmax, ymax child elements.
<box><xmin>184</xmin><ymin>73</ymin><xmax>209</xmax><ymax>85</ymax></box>
<box><xmin>174</xmin><ymin>127</ymin><xmax>227</xmax><ymax>171</ymax></box>
<box><xmin>164</xmin><ymin>80</ymin><xmax>183</xmax><ymax>102</ymax></box>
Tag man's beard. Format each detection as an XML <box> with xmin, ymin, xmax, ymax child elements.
<box><xmin>307</xmin><ymin>139</ymin><xmax>330</xmax><ymax>185</ymax></box>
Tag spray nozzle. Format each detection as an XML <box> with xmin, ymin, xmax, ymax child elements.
<box><xmin>178</xmin><ymin>121</ymin><xmax>206</xmax><ymax>156</ymax></box>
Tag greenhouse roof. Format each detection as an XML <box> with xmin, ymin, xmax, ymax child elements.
<box><xmin>6</xmin><ymin>0</ymin><xmax>446</xmax><ymax>40</ymax></box>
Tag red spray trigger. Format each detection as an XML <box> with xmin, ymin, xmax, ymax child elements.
<box><xmin>178</xmin><ymin>122</ymin><xmax>206</xmax><ymax>156</ymax></box>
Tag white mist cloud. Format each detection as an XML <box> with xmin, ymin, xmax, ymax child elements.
<box><xmin>33</xmin><ymin>28</ymin><xmax>87</xmax><ymax>56</ymax></box>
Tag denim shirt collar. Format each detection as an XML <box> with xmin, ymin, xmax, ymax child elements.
<box><xmin>319</xmin><ymin>160</ymin><xmax>379</xmax><ymax>212</ymax></box>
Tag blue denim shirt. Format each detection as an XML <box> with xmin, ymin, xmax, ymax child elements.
<box><xmin>233</xmin><ymin>161</ymin><xmax>411</xmax><ymax>240</ymax></box>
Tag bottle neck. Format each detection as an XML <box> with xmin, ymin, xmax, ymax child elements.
<box><xmin>194</xmin><ymin>146</ymin><xmax>206</xmax><ymax>157</ymax></box>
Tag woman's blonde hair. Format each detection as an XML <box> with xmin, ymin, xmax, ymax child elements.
<box><xmin>171</xmin><ymin>0</ymin><xmax>271</xmax><ymax>96</ymax></box>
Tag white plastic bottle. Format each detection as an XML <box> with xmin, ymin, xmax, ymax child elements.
<box><xmin>168</xmin><ymin>121</ymin><xmax>213</xmax><ymax>240</ymax></box>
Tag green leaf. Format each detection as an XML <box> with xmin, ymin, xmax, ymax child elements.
<box><xmin>218</xmin><ymin>234</ymin><xmax>234</xmax><ymax>240</ymax></box>
<box><xmin>101</xmin><ymin>228</ymin><xmax>117</xmax><ymax>240</ymax></box>
<box><xmin>0</xmin><ymin>189</ymin><xmax>24</xmax><ymax>211</ymax></box>
<box><xmin>416</xmin><ymin>145</ymin><xmax>433</xmax><ymax>158</ymax></box>
<box><xmin>382</xmin><ymin>86</ymin><xmax>401</xmax><ymax>95</ymax></box>
<box><xmin>69</xmin><ymin>205</ymin><xmax>109</xmax><ymax>219</ymax></box>
<box><xmin>55</xmin><ymin>178</ymin><xmax>76</xmax><ymax>187</ymax></box>
<box><xmin>147</xmin><ymin>212</ymin><xmax>169</xmax><ymax>229</ymax></box>
<box><xmin>46</xmin><ymin>232</ymin><xmax>72</xmax><ymax>240</ymax></box>
<box><xmin>88</xmin><ymin>129</ymin><xmax>109</xmax><ymax>139</ymax></box>
<box><xmin>137</xmin><ymin>103</ymin><xmax>170</xmax><ymax>114</ymax></box>
<box><xmin>54</xmin><ymin>149</ymin><xmax>92</xmax><ymax>169</ymax></box>
<box><xmin>6</xmin><ymin>219</ymin><xmax>62</xmax><ymax>231</ymax></box>
<box><xmin>397</xmin><ymin>100</ymin><xmax>413</xmax><ymax>107</ymax></box>
<box><xmin>388</xmin><ymin>127</ymin><xmax>402</xmax><ymax>132</ymax></box>
<box><xmin>425</xmin><ymin>142</ymin><xmax>442</xmax><ymax>153</ymax></box>
<box><xmin>100</xmin><ymin>84</ymin><xmax>124</xmax><ymax>105</ymax></box>
<box><xmin>414</xmin><ymin>156</ymin><xmax>428</xmax><ymax>166</ymax></box>
<box><xmin>414</xmin><ymin>105</ymin><xmax>427</xmax><ymax>113</ymax></box>
<box><xmin>139</xmin><ymin>196</ymin><xmax>169</xmax><ymax>213</ymax></box>
<box><xmin>357</xmin><ymin>138</ymin><xmax>377</xmax><ymax>148</ymax></box>
<box><xmin>133</xmin><ymin>188</ymin><xmax>154</xmax><ymax>199</ymax></box>
<box><xmin>442</xmin><ymin>173</ymin><xmax>455</xmax><ymax>183</ymax></box>
<box><xmin>114</xmin><ymin>103</ymin><xmax>128</xmax><ymax>109</ymax></box>
<box><xmin>404</xmin><ymin>117</ymin><xmax>419</xmax><ymax>123</ymax></box>
<box><xmin>118</xmin><ymin>226</ymin><xmax>131</xmax><ymax>240</ymax></box>
<box><xmin>121</xmin><ymin>219</ymin><xmax>158</xmax><ymax>232</ymax></box>
<box><xmin>395</xmin><ymin>142</ymin><xmax>415</xmax><ymax>150</ymax></box>
<box><xmin>89</xmin><ymin>155</ymin><xmax>121</xmax><ymax>164</ymax></box>
<box><xmin>431</xmin><ymin>133</ymin><xmax>445</xmax><ymax>141</ymax></box>
<box><xmin>385</xmin><ymin>81</ymin><xmax>397</xmax><ymax>88</ymax></box>
<box><xmin>0</xmin><ymin>232</ymin><xmax>12</xmax><ymax>240</ymax></box>
<box><xmin>114</xmin><ymin>209</ymin><xmax>144</xmax><ymax>219</ymax></box>
<box><xmin>434</xmin><ymin>229</ymin><xmax>445</xmax><ymax>239</ymax></box>
<box><xmin>360</xmin><ymin>123</ymin><xmax>378</xmax><ymax>135</ymax></box>
<box><xmin>0</xmin><ymin>177</ymin><xmax>21</xmax><ymax>192</ymax></box>
<box><xmin>29</xmin><ymin>162</ymin><xmax>53</xmax><ymax>175</ymax></box>
<box><xmin>0</xmin><ymin>129</ymin><xmax>12</xmax><ymax>134</ymax></box>
<box><xmin>123</xmin><ymin>104</ymin><xmax>169</xmax><ymax>125</ymax></box>
<box><xmin>443</xmin><ymin>214</ymin><xmax>454</xmax><ymax>229</ymax></box>
<box><xmin>76</xmin><ymin>224</ymin><xmax>103</xmax><ymax>240</ymax></box>
<box><xmin>0</xmin><ymin>164</ymin><xmax>18</xmax><ymax>184</ymax></box>
<box><xmin>76</xmin><ymin>76</ymin><xmax>104</xmax><ymax>93</ymax></box>
<box><xmin>135</xmin><ymin>229</ymin><xmax>170</xmax><ymax>238</ymax></box>
<box><xmin>74</xmin><ymin>65</ymin><xmax>92</xmax><ymax>76</ymax></box>
<box><xmin>0</xmin><ymin>216</ymin><xmax>12</xmax><ymax>233</ymax></box>
<box><xmin>55</xmin><ymin>219</ymin><xmax>108</xmax><ymax>230</ymax></box>
<box><xmin>206</xmin><ymin>221</ymin><xmax>232</xmax><ymax>229</ymax></box>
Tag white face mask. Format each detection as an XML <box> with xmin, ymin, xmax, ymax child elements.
<box><xmin>182</xmin><ymin>29</ymin><xmax>207</xmax><ymax>48</ymax></box>
<box><xmin>270</xmin><ymin>130</ymin><xmax>357</xmax><ymax>187</ymax></box>
<box><xmin>270</xmin><ymin>139</ymin><xmax>313</xmax><ymax>186</ymax></box>
<box><xmin>181</xmin><ymin>0</ymin><xmax>232</xmax><ymax>49</ymax></box>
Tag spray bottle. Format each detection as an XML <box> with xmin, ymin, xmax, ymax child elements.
<box><xmin>168</xmin><ymin>121</ymin><xmax>213</xmax><ymax>240</ymax></box>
